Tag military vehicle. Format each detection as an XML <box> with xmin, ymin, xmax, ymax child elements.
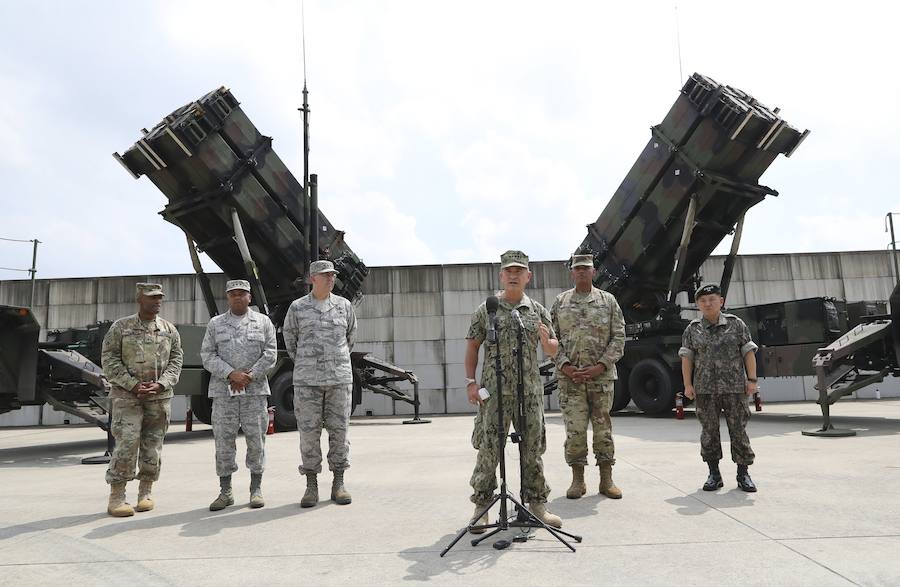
<box><xmin>0</xmin><ymin>304</ymin><xmax>109</xmax><ymax>427</ymax></box>
<box><xmin>569</xmin><ymin>72</ymin><xmax>809</xmax><ymax>414</ymax></box>
<box><xmin>113</xmin><ymin>87</ymin><xmax>428</xmax><ymax>429</ymax></box>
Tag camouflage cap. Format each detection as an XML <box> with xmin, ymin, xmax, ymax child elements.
<box><xmin>570</xmin><ymin>254</ymin><xmax>594</xmax><ymax>268</ymax></box>
<box><xmin>310</xmin><ymin>260</ymin><xmax>338</xmax><ymax>275</ymax></box>
<box><xmin>136</xmin><ymin>282</ymin><xmax>165</xmax><ymax>297</ymax></box>
<box><xmin>226</xmin><ymin>279</ymin><xmax>251</xmax><ymax>292</ymax></box>
<box><xmin>696</xmin><ymin>283</ymin><xmax>722</xmax><ymax>298</ymax></box>
<box><xmin>500</xmin><ymin>250</ymin><xmax>529</xmax><ymax>269</ymax></box>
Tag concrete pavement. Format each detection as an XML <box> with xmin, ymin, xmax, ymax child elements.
<box><xmin>2</xmin><ymin>400</ymin><xmax>900</xmax><ymax>586</ymax></box>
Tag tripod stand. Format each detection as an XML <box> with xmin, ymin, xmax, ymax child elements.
<box><xmin>441</xmin><ymin>308</ymin><xmax>581</xmax><ymax>556</ymax></box>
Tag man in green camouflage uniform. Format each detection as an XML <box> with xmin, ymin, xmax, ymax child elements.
<box><xmin>551</xmin><ymin>254</ymin><xmax>626</xmax><ymax>500</ymax></box>
<box><xmin>201</xmin><ymin>279</ymin><xmax>277</xmax><ymax>511</ymax></box>
<box><xmin>465</xmin><ymin>250</ymin><xmax>562</xmax><ymax>532</ymax></box>
<box><xmin>101</xmin><ymin>282</ymin><xmax>183</xmax><ymax>517</ymax></box>
<box><xmin>283</xmin><ymin>260</ymin><xmax>358</xmax><ymax>508</ymax></box>
<box><xmin>680</xmin><ymin>283</ymin><xmax>759</xmax><ymax>492</ymax></box>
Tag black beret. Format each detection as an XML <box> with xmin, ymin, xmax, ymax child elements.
<box><xmin>695</xmin><ymin>284</ymin><xmax>722</xmax><ymax>297</ymax></box>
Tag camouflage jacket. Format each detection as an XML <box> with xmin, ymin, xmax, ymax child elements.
<box><xmin>200</xmin><ymin>309</ymin><xmax>277</xmax><ymax>398</ymax></box>
<box><xmin>101</xmin><ymin>314</ymin><xmax>183</xmax><ymax>400</ymax></box>
<box><xmin>467</xmin><ymin>294</ymin><xmax>555</xmax><ymax>397</ymax></box>
<box><xmin>283</xmin><ymin>293</ymin><xmax>358</xmax><ymax>386</ymax></box>
<box><xmin>678</xmin><ymin>312</ymin><xmax>758</xmax><ymax>394</ymax></box>
<box><xmin>551</xmin><ymin>287</ymin><xmax>625</xmax><ymax>381</ymax></box>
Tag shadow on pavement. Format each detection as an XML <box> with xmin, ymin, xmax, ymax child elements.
<box><xmin>0</xmin><ymin>430</ymin><xmax>213</xmax><ymax>469</ymax></box>
<box><xmin>83</xmin><ymin>500</ymin><xmax>325</xmax><ymax>540</ymax></box>
<box><xmin>0</xmin><ymin>512</ymin><xmax>108</xmax><ymax>541</ymax></box>
<box><xmin>666</xmin><ymin>488</ymin><xmax>756</xmax><ymax>516</ymax></box>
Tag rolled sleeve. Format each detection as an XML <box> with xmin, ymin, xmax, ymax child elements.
<box><xmin>741</xmin><ymin>341</ymin><xmax>759</xmax><ymax>356</ymax></box>
<box><xmin>678</xmin><ymin>346</ymin><xmax>695</xmax><ymax>360</ymax></box>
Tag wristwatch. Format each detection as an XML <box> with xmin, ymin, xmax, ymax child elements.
<box><xmin>464</xmin><ymin>377</ymin><xmax>477</xmax><ymax>386</ymax></box>
<box><xmin>747</xmin><ymin>378</ymin><xmax>758</xmax><ymax>383</ymax></box>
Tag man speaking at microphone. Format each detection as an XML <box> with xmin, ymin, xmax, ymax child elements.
<box><xmin>464</xmin><ymin>250</ymin><xmax>562</xmax><ymax>531</ymax></box>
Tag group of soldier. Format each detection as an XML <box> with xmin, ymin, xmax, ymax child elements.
<box><xmin>99</xmin><ymin>250</ymin><xmax>759</xmax><ymax>526</ymax></box>
<box><xmin>464</xmin><ymin>250</ymin><xmax>758</xmax><ymax>531</ymax></box>
<box><xmin>101</xmin><ymin>259</ymin><xmax>356</xmax><ymax>516</ymax></box>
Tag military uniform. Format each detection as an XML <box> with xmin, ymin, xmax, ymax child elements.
<box><xmin>101</xmin><ymin>283</ymin><xmax>183</xmax><ymax>516</ymax></box>
<box><xmin>551</xmin><ymin>284</ymin><xmax>625</xmax><ymax>467</ymax></box>
<box><xmin>283</xmin><ymin>261</ymin><xmax>357</xmax><ymax>485</ymax></box>
<box><xmin>200</xmin><ymin>281</ymin><xmax>277</xmax><ymax>484</ymax></box>
<box><xmin>679</xmin><ymin>309</ymin><xmax>758</xmax><ymax>466</ymax></box>
<box><xmin>468</xmin><ymin>260</ymin><xmax>556</xmax><ymax>507</ymax></box>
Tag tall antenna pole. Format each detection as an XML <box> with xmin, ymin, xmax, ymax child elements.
<box><xmin>300</xmin><ymin>0</ymin><xmax>312</xmax><ymax>271</ymax></box>
<box><xmin>675</xmin><ymin>5</ymin><xmax>684</xmax><ymax>85</ymax></box>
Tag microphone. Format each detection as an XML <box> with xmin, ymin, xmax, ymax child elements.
<box><xmin>486</xmin><ymin>296</ymin><xmax>499</xmax><ymax>343</ymax></box>
<box><xmin>510</xmin><ymin>309</ymin><xmax>525</xmax><ymax>330</ymax></box>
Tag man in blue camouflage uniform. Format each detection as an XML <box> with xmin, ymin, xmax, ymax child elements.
<box><xmin>551</xmin><ymin>254</ymin><xmax>626</xmax><ymax>500</ymax></box>
<box><xmin>283</xmin><ymin>260</ymin><xmax>358</xmax><ymax>508</ymax></box>
<box><xmin>465</xmin><ymin>250</ymin><xmax>562</xmax><ymax>532</ymax></box>
<box><xmin>680</xmin><ymin>283</ymin><xmax>759</xmax><ymax>492</ymax></box>
<box><xmin>101</xmin><ymin>282</ymin><xmax>183</xmax><ymax>517</ymax></box>
<box><xmin>201</xmin><ymin>279</ymin><xmax>277</xmax><ymax>511</ymax></box>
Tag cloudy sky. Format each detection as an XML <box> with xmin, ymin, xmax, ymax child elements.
<box><xmin>1</xmin><ymin>0</ymin><xmax>898</xmax><ymax>280</ymax></box>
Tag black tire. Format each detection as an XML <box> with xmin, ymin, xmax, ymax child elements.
<box><xmin>190</xmin><ymin>395</ymin><xmax>213</xmax><ymax>425</ymax></box>
<box><xmin>612</xmin><ymin>370</ymin><xmax>631</xmax><ymax>412</ymax></box>
<box><xmin>628</xmin><ymin>358</ymin><xmax>676</xmax><ymax>415</ymax></box>
<box><xmin>269</xmin><ymin>370</ymin><xmax>297</xmax><ymax>431</ymax></box>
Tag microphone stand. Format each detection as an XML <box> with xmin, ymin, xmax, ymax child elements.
<box><xmin>441</xmin><ymin>311</ymin><xmax>580</xmax><ymax>556</ymax></box>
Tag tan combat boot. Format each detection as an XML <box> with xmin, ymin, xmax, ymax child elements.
<box><xmin>599</xmin><ymin>463</ymin><xmax>623</xmax><ymax>499</ymax></box>
<box><xmin>529</xmin><ymin>502</ymin><xmax>562</xmax><ymax>528</ymax></box>
<box><xmin>331</xmin><ymin>470</ymin><xmax>352</xmax><ymax>505</ymax></box>
<box><xmin>566</xmin><ymin>465</ymin><xmax>587</xmax><ymax>499</ymax></box>
<box><xmin>107</xmin><ymin>482</ymin><xmax>134</xmax><ymax>517</ymax></box>
<box><xmin>300</xmin><ymin>474</ymin><xmax>318</xmax><ymax>508</ymax></box>
<box><xmin>469</xmin><ymin>502</ymin><xmax>490</xmax><ymax>534</ymax></box>
<box><xmin>135</xmin><ymin>480</ymin><xmax>154</xmax><ymax>512</ymax></box>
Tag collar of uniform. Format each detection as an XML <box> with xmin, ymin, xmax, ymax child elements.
<box><xmin>133</xmin><ymin>313</ymin><xmax>161</xmax><ymax>330</ymax></box>
<box><xmin>498</xmin><ymin>293</ymin><xmax>533</xmax><ymax>311</ymax></box>
<box><xmin>571</xmin><ymin>287</ymin><xmax>598</xmax><ymax>303</ymax></box>
<box><xmin>308</xmin><ymin>292</ymin><xmax>337</xmax><ymax>311</ymax></box>
<box><xmin>701</xmin><ymin>312</ymin><xmax>728</xmax><ymax>329</ymax></box>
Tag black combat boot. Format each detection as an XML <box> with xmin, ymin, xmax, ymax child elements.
<box><xmin>736</xmin><ymin>464</ymin><xmax>757</xmax><ymax>492</ymax></box>
<box><xmin>702</xmin><ymin>462</ymin><xmax>723</xmax><ymax>491</ymax></box>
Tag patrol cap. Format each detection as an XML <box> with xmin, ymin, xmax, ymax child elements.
<box><xmin>310</xmin><ymin>260</ymin><xmax>338</xmax><ymax>275</ymax></box>
<box><xmin>135</xmin><ymin>282</ymin><xmax>164</xmax><ymax>297</ymax></box>
<box><xmin>570</xmin><ymin>254</ymin><xmax>594</xmax><ymax>268</ymax></box>
<box><xmin>226</xmin><ymin>279</ymin><xmax>251</xmax><ymax>292</ymax></box>
<box><xmin>500</xmin><ymin>250</ymin><xmax>529</xmax><ymax>269</ymax></box>
<box><xmin>695</xmin><ymin>283</ymin><xmax>722</xmax><ymax>298</ymax></box>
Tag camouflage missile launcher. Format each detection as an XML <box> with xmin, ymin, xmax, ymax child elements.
<box><xmin>579</xmin><ymin>73</ymin><xmax>807</xmax><ymax>325</ymax></box>
<box><xmin>573</xmin><ymin>73</ymin><xmax>808</xmax><ymax>414</ymax></box>
<box><xmin>114</xmin><ymin>87</ymin><xmax>367</xmax><ymax>306</ymax></box>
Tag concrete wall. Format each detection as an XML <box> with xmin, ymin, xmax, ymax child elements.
<box><xmin>2</xmin><ymin>250</ymin><xmax>898</xmax><ymax>426</ymax></box>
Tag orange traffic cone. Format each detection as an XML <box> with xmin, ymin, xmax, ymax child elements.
<box><xmin>185</xmin><ymin>408</ymin><xmax>193</xmax><ymax>432</ymax></box>
<box><xmin>266</xmin><ymin>407</ymin><xmax>276</xmax><ymax>435</ymax></box>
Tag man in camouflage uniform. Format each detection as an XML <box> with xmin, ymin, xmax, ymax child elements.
<box><xmin>465</xmin><ymin>250</ymin><xmax>562</xmax><ymax>532</ymax></box>
<box><xmin>101</xmin><ymin>282</ymin><xmax>183</xmax><ymax>517</ymax></box>
<box><xmin>551</xmin><ymin>254</ymin><xmax>626</xmax><ymax>500</ymax></box>
<box><xmin>283</xmin><ymin>260</ymin><xmax>358</xmax><ymax>508</ymax></box>
<box><xmin>201</xmin><ymin>280</ymin><xmax>277</xmax><ymax>511</ymax></box>
<box><xmin>679</xmin><ymin>283</ymin><xmax>759</xmax><ymax>492</ymax></box>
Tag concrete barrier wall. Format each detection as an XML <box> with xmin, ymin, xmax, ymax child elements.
<box><xmin>1</xmin><ymin>250</ymin><xmax>898</xmax><ymax>426</ymax></box>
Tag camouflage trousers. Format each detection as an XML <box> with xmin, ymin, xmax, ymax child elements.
<box><xmin>106</xmin><ymin>397</ymin><xmax>171</xmax><ymax>484</ymax></box>
<box><xmin>470</xmin><ymin>391</ymin><xmax>550</xmax><ymax>504</ymax></box>
<box><xmin>559</xmin><ymin>379</ymin><xmax>616</xmax><ymax>466</ymax></box>
<box><xmin>695</xmin><ymin>393</ymin><xmax>755</xmax><ymax>465</ymax></box>
<box><xmin>294</xmin><ymin>384</ymin><xmax>352</xmax><ymax>475</ymax></box>
<box><xmin>212</xmin><ymin>395</ymin><xmax>268</xmax><ymax>477</ymax></box>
